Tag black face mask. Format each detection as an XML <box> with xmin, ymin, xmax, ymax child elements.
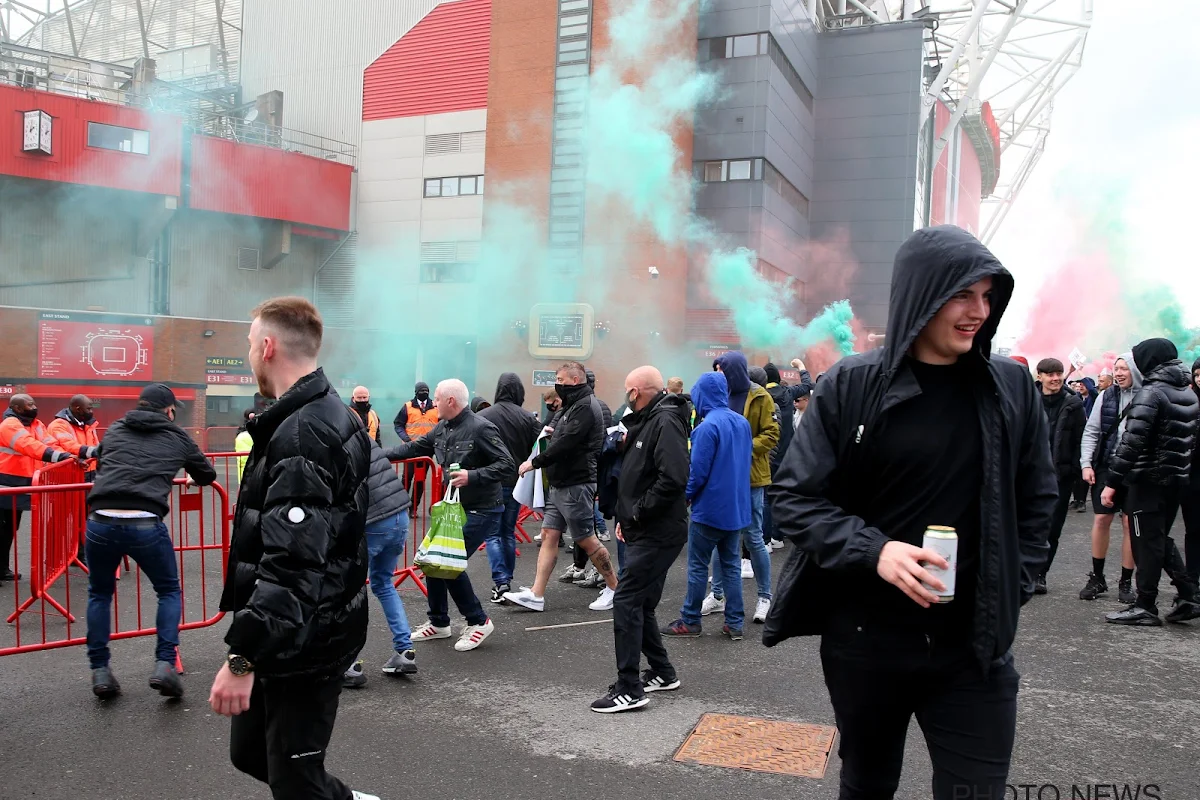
<box><xmin>76</xmin><ymin>411</ymin><xmax>94</xmax><ymax>424</ymax></box>
<box><xmin>416</xmin><ymin>391</ymin><xmax>430</xmax><ymax>402</ymax></box>
<box><xmin>16</xmin><ymin>408</ymin><xmax>38</xmax><ymax>423</ymax></box>
<box><xmin>555</xmin><ymin>382</ymin><xmax>588</xmax><ymax>407</ymax></box>
<box><xmin>353</xmin><ymin>400</ymin><xmax>370</xmax><ymax>412</ymax></box>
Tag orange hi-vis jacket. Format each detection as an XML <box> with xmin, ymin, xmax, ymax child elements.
<box><xmin>0</xmin><ymin>411</ymin><xmax>70</xmax><ymax>485</ymax></box>
<box><xmin>405</xmin><ymin>402</ymin><xmax>438</xmax><ymax>440</ymax></box>
<box><xmin>45</xmin><ymin>409</ymin><xmax>100</xmax><ymax>459</ymax></box>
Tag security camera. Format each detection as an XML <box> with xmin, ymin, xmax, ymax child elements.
<box><xmin>648</xmin><ymin>266</ymin><xmax>660</xmax><ymax>279</ymax></box>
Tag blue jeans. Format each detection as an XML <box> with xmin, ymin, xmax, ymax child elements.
<box><xmin>85</xmin><ymin>518</ymin><xmax>180</xmax><ymax>669</ymax></box>
<box><xmin>486</xmin><ymin>495</ymin><xmax>521</xmax><ymax>587</ymax></box>
<box><xmin>593</xmin><ymin>504</ymin><xmax>607</xmax><ymax>534</ymax></box>
<box><xmin>427</xmin><ymin>507</ymin><xmax>500</xmax><ymax>628</ymax></box>
<box><xmin>711</xmin><ymin>486</ymin><xmax>771</xmax><ymax>599</ymax></box>
<box><xmin>682</xmin><ymin>521</ymin><xmax>744</xmax><ymax>629</ymax></box>
<box><xmin>367</xmin><ymin>513</ymin><xmax>413</xmax><ymax>652</ymax></box>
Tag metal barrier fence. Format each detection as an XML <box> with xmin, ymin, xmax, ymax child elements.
<box><xmin>1</xmin><ymin>475</ymin><xmax>231</xmax><ymax>663</ymax></box>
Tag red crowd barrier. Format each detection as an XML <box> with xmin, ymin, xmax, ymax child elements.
<box><xmin>1</xmin><ymin>477</ymin><xmax>231</xmax><ymax>664</ymax></box>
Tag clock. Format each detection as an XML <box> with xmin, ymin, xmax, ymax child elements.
<box><xmin>22</xmin><ymin>110</ymin><xmax>52</xmax><ymax>155</ymax></box>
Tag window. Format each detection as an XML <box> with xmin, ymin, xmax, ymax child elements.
<box><xmin>731</xmin><ymin>34</ymin><xmax>759</xmax><ymax>58</ymax></box>
<box><xmin>727</xmin><ymin>159</ymin><xmax>752</xmax><ymax>181</ymax></box>
<box><xmin>699</xmin><ymin>32</ymin><xmax>769</xmax><ymax>62</ymax></box>
<box><xmin>699</xmin><ymin>159</ymin><xmax>760</xmax><ymax>183</ymax></box>
<box><xmin>423</xmin><ymin>175</ymin><xmax>485</xmax><ymax>198</ymax></box>
<box><xmin>420</xmin><ymin>262</ymin><xmax>477</xmax><ymax>283</ymax></box>
<box><xmin>763</xmin><ymin>161</ymin><xmax>810</xmax><ymax>219</ymax></box>
<box><xmin>420</xmin><ymin>241</ymin><xmax>479</xmax><ymax>283</ymax></box>
<box><xmin>87</xmin><ymin>122</ymin><xmax>149</xmax><ymax>154</ymax></box>
<box><xmin>424</xmin><ymin>131</ymin><xmax>485</xmax><ymax>155</ymax></box>
<box><xmin>767</xmin><ymin>36</ymin><xmax>815</xmax><ymax>112</ymax></box>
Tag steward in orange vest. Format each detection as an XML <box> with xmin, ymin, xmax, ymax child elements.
<box><xmin>392</xmin><ymin>382</ymin><xmax>439</xmax><ymax>514</ymax></box>
<box><xmin>46</xmin><ymin>394</ymin><xmax>101</xmax><ymax>472</ymax></box>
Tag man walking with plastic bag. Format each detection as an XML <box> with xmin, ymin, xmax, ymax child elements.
<box><xmin>386</xmin><ymin>379</ymin><xmax>514</xmax><ymax>652</ymax></box>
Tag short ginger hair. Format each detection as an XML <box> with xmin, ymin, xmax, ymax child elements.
<box><xmin>251</xmin><ymin>296</ymin><xmax>323</xmax><ymax>359</ymax></box>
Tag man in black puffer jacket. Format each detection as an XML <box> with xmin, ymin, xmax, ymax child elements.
<box><xmin>212</xmin><ymin>297</ymin><xmax>376</xmax><ymax>800</ymax></box>
<box><xmin>1183</xmin><ymin>357</ymin><xmax>1200</xmax><ymax>585</ymax></box>
<box><xmin>479</xmin><ymin>372</ymin><xmax>540</xmax><ymax>599</ymax></box>
<box><xmin>1033</xmin><ymin>357</ymin><xmax>1086</xmax><ymax>594</ymax></box>
<box><xmin>765</xmin><ymin>226</ymin><xmax>1057</xmax><ymax>800</ymax></box>
<box><xmin>1101</xmin><ymin>338</ymin><xmax>1200</xmax><ymax>626</ymax></box>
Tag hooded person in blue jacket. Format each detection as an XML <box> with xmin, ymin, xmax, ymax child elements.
<box><xmin>661</xmin><ymin>372</ymin><xmax>753</xmax><ymax>639</ymax></box>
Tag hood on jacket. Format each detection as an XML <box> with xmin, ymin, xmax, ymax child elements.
<box><xmin>763</xmin><ymin>362</ymin><xmax>782</xmax><ymax>384</ymax></box>
<box><xmin>1081</xmin><ymin>377</ymin><xmax>1097</xmax><ymax>397</ymax></box>
<box><xmin>121</xmin><ymin>408</ymin><xmax>176</xmax><ymax>431</ymax></box>
<box><xmin>883</xmin><ymin>225</ymin><xmax>1015</xmax><ymax>378</ymax></box>
<box><xmin>749</xmin><ymin>366</ymin><xmax>769</xmax><ymax>387</ymax></box>
<box><xmin>1116</xmin><ymin>352</ymin><xmax>1144</xmax><ymax>392</ymax></box>
<box><xmin>494</xmin><ymin>372</ymin><xmax>526</xmax><ymax>406</ymax></box>
<box><xmin>715</xmin><ymin>351</ymin><xmax>751</xmax><ymax>394</ymax></box>
<box><xmin>413</xmin><ymin>382</ymin><xmax>431</xmax><ymax>405</ymax></box>
<box><xmin>691</xmin><ymin>372</ymin><xmax>730</xmax><ymax>419</ymax></box>
<box><xmin>1132</xmin><ymin>337</ymin><xmax>1178</xmax><ymax>376</ymax></box>
<box><xmin>54</xmin><ymin>407</ymin><xmax>92</xmax><ymax>427</ymax></box>
<box><xmin>469</xmin><ymin>397</ymin><xmax>491</xmax><ymax>413</ymax></box>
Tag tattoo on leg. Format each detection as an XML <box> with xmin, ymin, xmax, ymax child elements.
<box><xmin>589</xmin><ymin>546</ymin><xmax>616</xmax><ymax>581</ymax></box>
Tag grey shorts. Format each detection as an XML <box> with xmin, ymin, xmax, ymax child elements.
<box><xmin>542</xmin><ymin>484</ymin><xmax>597</xmax><ymax>541</ymax></box>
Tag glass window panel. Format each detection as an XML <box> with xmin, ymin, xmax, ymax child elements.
<box><xmin>703</xmin><ymin>161</ymin><xmax>725</xmax><ymax>182</ymax></box>
<box><xmin>728</xmin><ymin>159</ymin><xmax>752</xmax><ymax>180</ymax></box>
<box><xmin>562</xmin><ymin>23</ymin><xmax>588</xmax><ymax>37</ymax></box>
<box><xmin>559</xmin><ymin>50</ymin><xmax>587</xmax><ymax>63</ymax></box>
<box><xmin>441</xmin><ymin>177</ymin><xmax>459</xmax><ymax>197</ymax></box>
<box><xmin>759</xmin><ymin>33</ymin><xmax>768</xmax><ymax>53</ymax></box>
<box><xmin>476</xmin><ymin>175</ymin><xmax>484</xmax><ymax>194</ymax></box>
<box><xmin>732</xmin><ymin>35</ymin><xmax>758</xmax><ymax>57</ymax></box>
<box><xmin>556</xmin><ymin>64</ymin><xmax>588</xmax><ymax>78</ymax></box>
<box><xmin>560</xmin><ymin>39</ymin><xmax>587</xmax><ymax>52</ymax></box>
<box><xmin>424</xmin><ymin>178</ymin><xmax>441</xmax><ymax>197</ymax></box>
<box><xmin>753</xmin><ymin>158</ymin><xmax>763</xmax><ymax>180</ymax></box>
<box><xmin>459</xmin><ymin>176</ymin><xmax>476</xmax><ymax>195</ymax></box>
<box><xmin>561</xmin><ymin>0</ymin><xmax>589</xmax><ymax>10</ymax></box>
<box><xmin>724</xmin><ymin>37</ymin><xmax>733</xmax><ymax>58</ymax></box>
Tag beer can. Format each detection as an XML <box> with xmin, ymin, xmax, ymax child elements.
<box><xmin>922</xmin><ymin>526</ymin><xmax>957</xmax><ymax>603</ymax></box>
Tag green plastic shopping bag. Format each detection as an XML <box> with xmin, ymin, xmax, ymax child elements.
<box><xmin>413</xmin><ymin>486</ymin><xmax>469</xmax><ymax>579</ymax></box>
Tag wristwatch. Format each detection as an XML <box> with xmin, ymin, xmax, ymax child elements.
<box><xmin>227</xmin><ymin>654</ymin><xmax>254</xmax><ymax>676</ymax></box>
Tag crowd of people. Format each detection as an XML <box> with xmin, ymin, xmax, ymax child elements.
<box><xmin>1</xmin><ymin>225</ymin><xmax>1198</xmax><ymax>800</ymax></box>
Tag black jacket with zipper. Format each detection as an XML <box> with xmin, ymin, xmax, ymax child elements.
<box><xmin>366</xmin><ymin>440</ymin><xmax>411</xmax><ymax>524</ymax></box>
<box><xmin>1040</xmin><ymin>387</ymin><xmax>1086</xmax><ymax>482</ymax></box>
<box><xmin>88</xmin><ymin>409</ymin><xmax>216</xmax><ymax>517</ymax></box>
<box><xmin>1106</xmin><ymin>353</ymin><xmax>1198</xmax><ymax>492</ymax></box>
<box><xmin>385</xmin><ymin>408</ymin><xmax>514</xmax><ymax>510</ymax></box>
<box><xmin>531</xmin><ymin>387</ymin><xmax>605</xmax><ymax>488</ymax></box>
<box><xmin>478</xmin><ymin>372</ymin><xmax>540</xmax><ymax>486</ymax></box>
<box><xmin>615</xmin><ymin>392</ymin><xmax>691</xmax><ymax>547</ymax></box>
<box><xmin>219</xmin><ymin>368</ymin><xmax>371</xmax><ymax>679</ymax></box>
<box><xmin>764</xmin><ymin>225</ymin><xmax>1058</xmax><ymax>675</ymax></box>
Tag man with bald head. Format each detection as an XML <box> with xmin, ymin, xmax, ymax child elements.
<box><xmin>0</xmin><ymin>394</ymin><xmax>73</xmax><ymax>581</ymax></box>
<box><xmin>591</xmin><ymin>366</ymin><xmax>690</xmax><ymax>713</ymax></box>
<box><xmin>47</xmin><ymin>394</ymin><xmax>101</xmax><ymax>465</ymax></box>
<box><xmin>349</xmin><ymin>386</ymin><xmax>381</xmax><ymax>444</ymax></box>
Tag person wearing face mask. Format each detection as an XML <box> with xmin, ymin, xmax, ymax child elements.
<box><xmin>85</xmin><ymin>383</ymin><xmax>217</xmax><ymax>699</ymax></box>
<box><xmin>46</xmin><ymin>394</ymin><xmax>101</xmax><ymax>472</ymax></box>
<box><xmin>0</xmin><ymin>393</ymin><xmax>74</xmax><ymax>582</ymax></box>
<box><xmin>393</xmin><ymin>382</ymin><xmax>439</xmax><ymax>516</ymax></box>
<box><xmin>349</xmin><ymin>386</ymin><xmax>381</xmax><ymax>445</ymax></box>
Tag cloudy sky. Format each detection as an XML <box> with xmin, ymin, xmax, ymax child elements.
<box><xmin>989</xmin><ymin>4</ymin><xmax>1200</xmax><ymax>337</ymax></box>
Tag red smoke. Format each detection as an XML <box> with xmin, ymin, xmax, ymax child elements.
<box><xmin>1015</xmin><ymin>256</ymin><xmax>1122</xmax><ymax>364</ymax></box>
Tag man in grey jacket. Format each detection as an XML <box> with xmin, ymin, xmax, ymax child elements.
<box><xmin>1078</xmin><ymin>354</ymin><xmax>1140</xmax><ymax>602</ymax></box>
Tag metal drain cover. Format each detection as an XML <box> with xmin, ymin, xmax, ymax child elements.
<box><xmin>673</xmin><ymin>713</ymin><xmax>837</xmax><ymax>779</ymax></box>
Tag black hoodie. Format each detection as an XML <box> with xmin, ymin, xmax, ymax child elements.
<box><xmin>479</xmin><ymin>372</ymin><xmax>541</xmax><ymax>486</ymax></box>
<box><xmin>765</xmin><ymin>225</ymin><xmax>1058</xmax><ymax>674</ymax></box>
<box><xmin>89</xmin><ymin>409</ymin><xmax>217</xmax><ymax>518</ymax></box>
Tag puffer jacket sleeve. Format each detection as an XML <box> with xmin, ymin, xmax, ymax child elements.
<box><xmin>771</xmin><ymin>368</ymin><xmax>890</xmax><ymax>570</ymax></box>
<box><xmin>1105</xmin><ymin>386</ymin><xmax>1161</xmax><ymax>489</ymax></box>
<box><xmin>224</xmin><ymin>452</ymin><xmax>340</xmax><ymax>664</ymax></box>
<box><xmin>1013</xmin><ymin>373</ymin><xmax>1057</xmax><ymax>604</ymax></box>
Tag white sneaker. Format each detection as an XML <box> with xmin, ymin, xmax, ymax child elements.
<box><xmin>352</xmin><ymin>792</ymin><xmax>380</xmax><ymax>800</ymax></box>
<box><xmin>754</xmin><ymin>597</ymin><xmax>771</xmax><ymax>623</ymax></box>
<box><xmin>503</xmin><ymin>586</ymin><xmax>545</xmax><ymax>611</ymax></box>
<box><xmin>768</xmin><ymin>539</ymin><xmax>784</xmax><ymax>551</ymax></box>
<box><xmin>454</xmin><ymin>618</ymin><xmax>494</xmax><ymax>651</ymax></box>
<box><xmin>589</xmin><ymin>586</ymin><xmax>616</xmax><ymax>611</ymax></box>
<box><xmin>534</xmin><ymin>532</ymin><xmax>543</xmax><ymax>543</ymax></box>
<box><xmin>700</xmin><ymin>592</ymin><xmax>726</xmax><ymax>616</ymax></box>
<box><xmin>741</xmin><ymin>558</ymin><xmax>754</xmax><ymax>579</ymax></box>
<box><xmin>411</xmin><ymin>622</ymin><xmax>452</xmax><ymax>641</ymax></box>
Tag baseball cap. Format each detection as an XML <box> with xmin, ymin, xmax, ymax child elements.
<box><xmin>139</xmin><ymin>383</ymin><xmax>177</xmax><ymax>410</ymax></box>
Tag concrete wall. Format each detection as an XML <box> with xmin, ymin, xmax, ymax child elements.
<box><xmin>811</xmin><ymin>21</ymin><xmax>925</xmax><ymax>330</ymax></box>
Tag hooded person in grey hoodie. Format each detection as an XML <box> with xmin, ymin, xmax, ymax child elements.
<box><xmin>1077</xmin><ymin>354</ymin><xmax>1142</xmax><ymax>601</ymax></box>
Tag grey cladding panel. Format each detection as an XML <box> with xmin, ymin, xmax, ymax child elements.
<box><xmin>695</xmin><ymin>181</ymin><xmax>760</xmax><ymax>210</ymax></box>
<box><xmin>812</xmin><ymin>155</ymin><xmax>916</xmax><ymax>181</ymax></box>
<box><xmin>810</xmin><ymin>178</ymin><xmax>910</xmax><ymax>202</ymax></box>
<box><xmin>810</xmin><ymin>199</ymin><xmax>910</xmax><ymax>224</ymax></box>
<box><xmin>822</xmin><ymin>49</ymin><xmax>921</xmax><ymax>80</ymax></box>
<box><xmin>818</xmin><ymin>112</ymin><xmax>917</xmax><ymax>140</ymax></box>
<box><xmin>820</xmin><ymin>24</ymin><xmax>926</xmax><ymax>57</ymax></box>
<box><xmin>817</xmin><ymin>92</ymin><xmax>919</xmax><ymax>120</ymax></box>
<box><xmin>692</xmin><ymin>131</ymin><xmax>766</xmax><ymax>161</ymax></box>
<box><xmin>822</xmin><ymin>70</ymin><xmax>920</xmax><ymax>100</ymax></box>
<box><xmin>697</xmin><ymin>5</ymin><xmax>771</xmax><ymax>39</ymax></box>
<box><xmin>819</xmin><ymin>134</ymin><xmax>914</xmax><ymax>161</ymax></box>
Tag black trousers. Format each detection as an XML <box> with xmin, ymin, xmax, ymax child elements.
<box><xmin>1126</xmin><ymin>486</ymin><xmax>1197</xmax><ymax>613</ymax></box>
<box><xmin>229</xmin><ymin>672</ymin><xmax>352</xmax><ymax>800</ymax></box>
<box><xmin>612</xmin><ymin>542</ymin><xmax>683</xmax><ymax>694</ymax></box>
<box><xmin>821</xmin><ymin>620</ymin><xmax>1019</xmax><ymax>800</ymax></box>
<box><xmin>1182</xmin><ymin>486</ymin><xmax>1200</xmax><ymax>585</ymax></box>
<box><xmin>1043</xmin><ymin>477</ymin><xmax>1074</xmax><ymax>575</ymax></box>
<box><xmin>0</xmin><ymin>508</ymin><xmax>23</xmax><ymax>571</ymax></box>
<box><xmin>1072</xmin><ymin>478</ymin><xmax>1089</xmax><ymax>506</ymax></box>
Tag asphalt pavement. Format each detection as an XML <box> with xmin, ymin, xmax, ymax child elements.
<box><xmin>2</xmin><ymin>507</ymin><xmax>1197</xmax><ymax>800</ymax></box>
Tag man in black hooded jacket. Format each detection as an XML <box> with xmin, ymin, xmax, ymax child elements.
<box><xmin>479</xmin><ymin>372</ymin><xmax>540</xmax><ymax>600</ymax></box>
<box><xmin>765</xmin><ymin>225</ymin><xmax>1057</xmax><ymax>800</ymax></box>
<box><xmin>1184</xmin><ymin>357</ymin><xmax>1200</xmax><ymax>585</ymax></box>
<box><xmin>1100</xmin><ymin>338</ymin><xmax>1200</xmax><ymax>625</ymax></box>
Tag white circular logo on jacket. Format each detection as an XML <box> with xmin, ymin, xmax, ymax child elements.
<box><xmin>287</xmin><ymin>507</ymin><xmax>306</xmax><ymax>524</ymax></box>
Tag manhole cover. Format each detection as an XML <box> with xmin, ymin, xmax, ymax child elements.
<box><xmin>673</xmin><ymin>713</ymin><xmax>837</xmax><ymax>779</ymax></box>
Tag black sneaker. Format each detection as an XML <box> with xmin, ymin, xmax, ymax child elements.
<box><xmin>722</xmin><ymin>625</ymin><xmax>744</xmax><ymax>641</ymax></box>
<box><xmin>1118</xmin><ymin>579</ymin><xmax>1137</xmax><ymax>604</ymax></box>
<box><xmin>1078</xmin><ymin>573</ymin><xmax>1107</xmax><ymax>601</ymax></box>
<box><xmin>1105</xmin><ymin>605</ymin><xmax>1162</xmax><ymax>626</ymax></box>
<box><xmin>1165</xmin><ymin>599</ymin><xmax>1200</xmax><ymax>624</ymax></box>
<box><xmin>640</xmin><ymin>669</ymin><xmax>681</xmax><ymax>693</ymax></box>
<box><xmin>490</xmin><ymin>584</ymin><xmax>511</xmax><ymax>604</ymax></box>
<box><xmin>92</xmin><ymin>666</ymin><xmax>121</xmax><ymax>699</ymax></box>
<box><xmin>343</xmin><ymin>660</ymin><xmax>367</xmax><ymax>688</ymax></box>
<box><xmin>1074</xmin><ymin>501</ymin><xmax>1087</xmax><ymax>513</ymax></box>
<box><xmin>149</xmin><ymin>660</ymin><xmax>184</xmax><ymax>698</ymax></box>
<box><xmin>660</xmin><ymin>619</ymin><xmax>701</xmax><ymax>637</ymax></box>
<box><xmin>1033</xmin><ymin>574</ymin><xmax>1048</xmax><ymax>595</ymax></box>
<box><xmin>0</xmin><ymin>568</ymin><xmax>20</xmax><ymax>582</ymax></box>
<box><xmin>590</xmin><ymin>684</ymin><xmax>649</xmax><ymax>714</ymax></box>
